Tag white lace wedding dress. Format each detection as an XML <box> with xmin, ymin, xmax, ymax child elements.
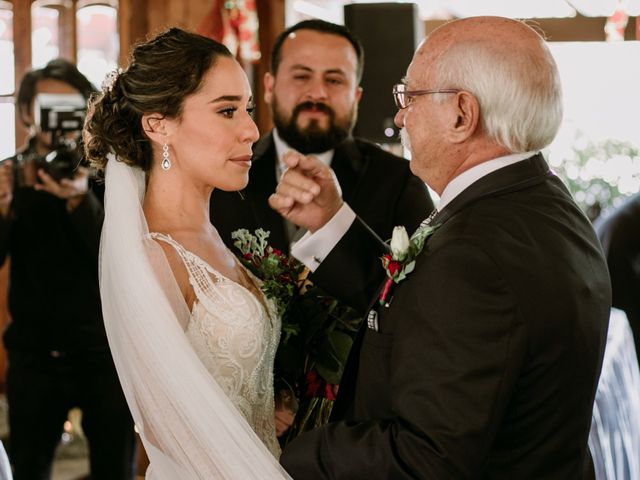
<box><xmin>99</xmin><ymin>155</ymin><xmax>291</xmax><ymax>479</ymax></box>
<box><xmin>150</xmin><ymin>232</ymin><xmax>281</xmax><ymax>457</ymax></box>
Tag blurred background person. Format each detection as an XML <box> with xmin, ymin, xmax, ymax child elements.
<box><xmin>596</xmin><ymin>193</ymin><xmax>640</xmax><ymax>367</ymax></box>
<box><xmin>0</xmin><ymin>59</ymin><xmax>136</xmax><ymax>480</ymax></box>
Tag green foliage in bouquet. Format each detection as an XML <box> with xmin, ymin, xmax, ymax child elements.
<box><xmin>232</xmin><ymin>229</ymin><xmax>361</xmax><ymax>441</ymax></box>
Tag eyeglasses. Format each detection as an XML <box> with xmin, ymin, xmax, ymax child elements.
<box><xmin>392</xmin><ymin>84</ymin><xmax>461</xmax><ymax>109</ymax></box>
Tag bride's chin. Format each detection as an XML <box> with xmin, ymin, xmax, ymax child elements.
<box><xmin>218</xmin><ymin>175</ymin><xmax>249</xmax><ymax>192</ymax></box>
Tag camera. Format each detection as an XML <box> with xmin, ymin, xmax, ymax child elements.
<box><xmin>11</xmin><ymin>93</ymin><xmax>87</xmax><ymax>187</ymax></box>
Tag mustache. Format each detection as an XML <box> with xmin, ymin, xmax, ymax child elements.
<box><xmin>293</xmin><ymin>101</ymin><xmax>334</xmax><ymax>117</ymax></box>
<box><xmin>400</xmin><ymin>128</ymin><xmax>412</xmax><ymax>152</ymax></box>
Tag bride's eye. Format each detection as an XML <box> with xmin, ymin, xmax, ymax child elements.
<box><xmin>218</xmin><ymin>107</ymin><xmax>238</xmax><ymax>119</ymax></box>
<box><xmin>246</xmin><ymin>104</ymin><xmax>256</xmax><ymax>117</ymax></box>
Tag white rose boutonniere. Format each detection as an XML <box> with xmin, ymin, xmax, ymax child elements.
<box><xmin>389</xmin><ymin>226</ymin><xmax>410</xmax><ymax>261</ymax></box>
<box><xmin>379</xmin><ymin>223</ymin><xmax>439</xmax><ymax>306</ymax></box>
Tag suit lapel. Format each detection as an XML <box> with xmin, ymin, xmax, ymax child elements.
<box><xmin>330</xmin><ymin>138</ymin><xmax>366</xmax><ymax>202</ymax></box>
<box><xmin>246</xmin><ymin>134</ymin><xmax>289</xmax><ymax>251</ymax></box>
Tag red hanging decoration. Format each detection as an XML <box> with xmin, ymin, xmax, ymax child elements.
<box><xmin>197</xmin><ymin>0</ymin><xmax>261</xmax><ymax>63</ymax></box>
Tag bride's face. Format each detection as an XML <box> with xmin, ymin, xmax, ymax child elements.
<box><xmin>165</xmin><ymin>56</ymin><xmax>259</xmax><ymax>191</ymax></box>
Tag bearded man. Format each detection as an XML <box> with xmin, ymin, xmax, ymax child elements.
<box><xmin>211</xmin><ymin>19</ymin><xmax>433</xmax><ymax>253</ymax></box>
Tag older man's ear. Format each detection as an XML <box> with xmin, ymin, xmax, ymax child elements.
<box><xmin>447</xmin><ymin>91</ymin><xmax>480</xmax><ymax>144</ymax></box>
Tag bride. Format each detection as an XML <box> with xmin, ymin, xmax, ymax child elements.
<box><xmin>83</xmin><ymin>28</ymin><xmax>291</xmax><ymax>479</ymax></box>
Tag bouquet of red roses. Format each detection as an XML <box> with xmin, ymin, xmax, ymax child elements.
<box><xmin>232</xmin><ymin>228</ymin><xmax>361</xmax><ymax>442</ymax></box>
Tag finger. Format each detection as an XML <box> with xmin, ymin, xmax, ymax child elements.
<box><xmin>35</xmin><ymin>170</ymin><xmax>64</xmax><ymax>195</ymax></box>
<box><xmin>275</xmin><ymin>181</ymin><xmax>316</xmax><ymax>204</ymax></box>
<box><xmin>279</xmin><ymin>168</ymin><xmax>321</xmax><ymax>196</ymax></box>
<box><xmin>282</xmin><ymin>150</ymin><xmax>303</xmax><ymax>169</ymax></box>
<box><xmin>37</xmin><ymin>169</ymin><xmax>57</xmax><ymax>188</ymax></box>
<box><xmin>292</xmin><ymin>153</ymin><xmax>331</xmax><ymax>179</ymax></box>
<box><xmin>268</xmin><ymin>192</ymin><xmax>295</xmax><ymax>213</ymax></box>
<box><xmin>59</xmin><ymin>178</ymin><xmax>77</xmax><ymax>190</ymax></box>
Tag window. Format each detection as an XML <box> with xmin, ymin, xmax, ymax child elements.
<box><xmin>0</xmin><ymin>1</ymin><xmax>14</xmax><ymax>159</ymax></box>
<box><xmin>9</xmin><ymin>1</ymin><xmax>119</xmax><ymax>151</ymax></box>
<box><xmin>31</xmin><ymin>0</ymin><xmax>62</xmax><ymax>68</ymax></box>
<box><xmin>77</xmin><ymin>2</ymin><xmax>118</xmax><ymax>88</ymax></box>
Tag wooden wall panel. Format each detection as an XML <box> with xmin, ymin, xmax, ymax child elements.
<box><xmin>13</xmin><ymin>0</ymin><xmax>32</xmax><ymax>151</ymax></box>
<box><xmin>255</xmin><ymin>0</ymin><xmax>285</xmax><ymax>134</ymax></box>
<box><xmin>118</xmin><ymin>0</ymin><xmax>148</xmax><ymax>64</ymax></box>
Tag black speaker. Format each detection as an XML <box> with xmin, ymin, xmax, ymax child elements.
<box><xmin>344</xmin><ymin>3</ymin><xmax>424</xmax><ymax>144</ymax></box>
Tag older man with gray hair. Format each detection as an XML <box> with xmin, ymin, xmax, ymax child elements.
<box><xmin>272</xmin><ymin>16</ymin><xmax>611</xmax><ymax>479</ymax></box>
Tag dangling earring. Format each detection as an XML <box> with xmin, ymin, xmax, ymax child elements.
<box><xmin>161</xmin><ymin>143</ymin><xmax>171</xmax><ymax>171</ymax></box>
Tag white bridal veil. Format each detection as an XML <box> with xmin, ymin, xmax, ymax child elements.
<box><xmin>99</xmin><ymin>155</ymin><xmax>290</xmax><ymax>479</ymax></box>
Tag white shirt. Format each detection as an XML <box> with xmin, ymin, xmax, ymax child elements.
<box><xmin>272</xmin><ymin>129</ymin><xmax>334</xmax><ymax>182</ymax></box>
<box><xmin>292</xmin><ymin>151</ymin><xmax>537</xmax><ymax>271</ymax></box>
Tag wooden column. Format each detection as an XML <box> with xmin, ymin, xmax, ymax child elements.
<box><xmin>58</xmin><ymin>1</ymin><xmax>77</xmax><ymax>63</ymax></box>
<box><xmin>255</xmin><ymin>0</ymin><xmax>284</xmax><ymax>135</ymax></box>
<box><xmin>117</xmin><ymin>0</ymin><xmax>148</xmax><ymax>65</ymax></box>
<box><xmin>13</xmin><ymin>0</ymin><xmax>32</xmax><ymax>150</ymax></box>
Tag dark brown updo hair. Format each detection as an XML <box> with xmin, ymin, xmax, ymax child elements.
<box><xmin>84</xmin><ymin>27</ymin><xmax>232</xmax><ymax>172</ymax></box>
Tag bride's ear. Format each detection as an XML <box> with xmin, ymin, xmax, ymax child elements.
<box><xmin>141</xmin><ymin>113</ymin><xmax>168</xmax><ymax>145</ymax></box>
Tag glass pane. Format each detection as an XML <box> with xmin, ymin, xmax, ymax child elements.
<box><xmin>32</xmin><ymin>5</ymin><xmax>59</xmax><ymax>68</ymax></box>
<box><xmin>77</xmin><ymin>5</ymin><xmax>119</xmax><ymax>89</ymax></box>
<box><xmin>0</xmin><ymin>6</ymin><xmax>14</xmax><ymax>95</ymax></box>
<box><xmin>0</xmin><ymin>103</ymin><xmax>15</xmax><ymax>160</ymax></box>
<box><xmin>547</xmin><ymin>41</ymin><xmax>640</xmax><ymax>219</ymax></box>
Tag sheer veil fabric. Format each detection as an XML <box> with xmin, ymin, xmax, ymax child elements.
<box><xmin>99</xmin><ymin>155</ymin><xmax>291</xmax><ymax>479</ymax></box>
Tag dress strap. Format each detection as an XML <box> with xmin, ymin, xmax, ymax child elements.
<box><xmin>149</xmin><ymin>232</ymin><xmax>223</xmax><ymax>305</ymax></box>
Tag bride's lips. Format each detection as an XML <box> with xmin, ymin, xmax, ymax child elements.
<box><xmin>229</xmin><ymin>154</ymin><xmax>252</xmax><ymax>168</ymax></box>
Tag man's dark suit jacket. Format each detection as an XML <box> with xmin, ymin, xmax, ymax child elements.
<box><xmin>210</xmin><ymin>132</ymin><xmax>433</xmax><ymax>252</ymax></box>
<box><xmin>596</xmin><ymin>193</ymin><xmax>640</xmax><ymax>366</ymax></box>
<box><xmin>281</xmin><ymin>154</ymin><xmax>611</xmax><ymax>479</ymax></box>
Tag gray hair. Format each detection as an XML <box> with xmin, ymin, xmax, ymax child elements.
<box><xmin>433</xmin><ymin>37</ymin><xmax>563</xmax><ymax>152</ymax></box>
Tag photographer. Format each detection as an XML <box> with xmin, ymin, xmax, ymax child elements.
<box><xmin>0</xmin><ymin>59</ymin><xmax>136</xmax><ymax>479</ymax></box>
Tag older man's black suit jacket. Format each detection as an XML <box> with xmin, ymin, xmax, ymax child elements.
<box><xmin>281</xmin><ymin>154</ymin><xmax>611</xmax><ymax>479</ymax></box>
<box><xmin>210</xmin><ymin>132</ymin><xmax>433</xmax><ymax>252</ymax></box>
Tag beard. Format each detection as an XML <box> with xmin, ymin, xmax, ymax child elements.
<box><xmin>271</xmin><ymin>97</ymin><xmax>357</xmax><ymax>154</ymax></box>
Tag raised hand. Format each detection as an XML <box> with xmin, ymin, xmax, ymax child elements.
<box><xmin>34</xmin><ymin>166</ymin><xmax>89</xmax><ymax>211</ymax></box>
<box><xmin>268</xmin><ymin>151</ymin><xmax>343</xmax><ymax>232</ymax></box>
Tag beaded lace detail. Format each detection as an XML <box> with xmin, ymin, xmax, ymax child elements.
<box><xmin>150</xmin><ymin>232</ymin><xmax>281</xmax><ymax>457</ymax></box>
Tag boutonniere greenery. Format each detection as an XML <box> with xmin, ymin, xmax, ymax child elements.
<box><xmin>379</xmin><ymin>223</ymin><xmax>439</xmax><ymax>306</ymax></box>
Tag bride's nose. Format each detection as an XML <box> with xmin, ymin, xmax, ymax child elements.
<box><xmin>240</xmin><ymin>113</ymin><xmax>260</xmax><ymax>144</ymax></box>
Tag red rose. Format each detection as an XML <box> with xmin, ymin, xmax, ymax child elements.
<box><xmin>387</xmin><ymin>260</ymin><xmax>400</xmax><ymax>276</ymax></box>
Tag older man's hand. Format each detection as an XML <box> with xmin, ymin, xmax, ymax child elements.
<box><xmin>269</xmin><ymin>151</ymin><xmax>343</xmax><ymax>233</ymax></box>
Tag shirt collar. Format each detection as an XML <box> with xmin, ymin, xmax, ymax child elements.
<box><xmin>438</xmin><ymin>151</ymin><xmax>537</xmax><ymax>211</ymax></box>
<box><xmin>272</xmin><ymin>129</ymin><xmax>334</xmax><ymax>180</ymax></box>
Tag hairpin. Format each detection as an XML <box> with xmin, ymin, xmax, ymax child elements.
<box><xmin>101</xmin><ymin>68</ymin><xmax>123</xmax><ymax>93</ymax></box>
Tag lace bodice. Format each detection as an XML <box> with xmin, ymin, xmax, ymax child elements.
<box><xmin>150</xmin><ymin>233</ymin><xmax>281</xmax><ymax>457</ymax></box>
